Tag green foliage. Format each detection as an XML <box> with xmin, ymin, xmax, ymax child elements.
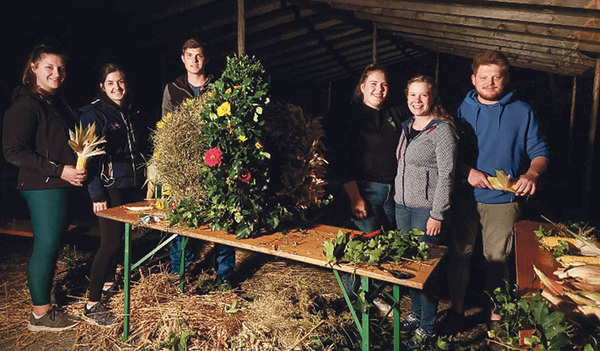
<box><xmin>534</xmin><ymin>225</ymin><xmax>554</xmax><ymax>239</ymax></box>
<box><xmin>198</xmin><ymin>55</ymin><xmax>273</xmax><ymax>238</ymax></box>
<box><xmin>168</xmin><ymin>197</ymin><xmax>202</xmax><ymax>228</ymax></box>
<box><xmin>488</xmin><ymin>282</ymin><xmax>600</xmax><ymax>350</ymax></box>
<box><xmin>156</xmin><ymin>319</ymin><xmax>195</xmax><ymax>351</ymax></box>
<box><xmin>323</xmin><ymin>229</ymin><xmax>429</xmax><ymax>266</ymax></box>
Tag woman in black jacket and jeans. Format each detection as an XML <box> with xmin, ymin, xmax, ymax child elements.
<box><xmin>80</xmin><ymin>63</ymin><xmax>144</xmax><ymax>326</ymax></box>
<box><xmin>3</xmin><ymin>45</ymin><xmax>86</xmax><ymax>331</ymax></box>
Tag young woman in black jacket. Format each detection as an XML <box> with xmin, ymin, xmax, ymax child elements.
<box><xmin>79</xmin><ymin>63</ymin><xmax>144</xmax><ymax>326</ymax></box>
<box><xmin>3</xmin><ymin>45</ymin><xmax>86</xmax><ymax>331</ymax></box>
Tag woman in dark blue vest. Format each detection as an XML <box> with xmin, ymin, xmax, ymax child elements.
<box><xmin>80</xmin><ymin>63</ymin><xmax>144</xmax><ymax>327</ymax></box>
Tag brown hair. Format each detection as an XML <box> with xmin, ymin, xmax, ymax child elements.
<box><xmin>405</xmin><ymin>75</ymin><xmax>453</xmax><ymax>125</ymax></box>
<box><xmin>98</xmin><ymin>63</ymin><xmax>128</xmax><ymax>96</ymax></box>
<box><xmin>181</xmin><ymin>38</ymin><xmax>207</xmax><ymax>57</ymax></box>
<box><xmin>22</xmin><ymin>45</ymin><xmax>67</xmax><ymax>92</ymax></box>
<box><xmin>471</xmin><ymin>50</ymin><xmax>510</xmax><ymax>76</ymax></box>
<box><xmin>353</xmin><ymin>64</ymin><xmax>388</xmax><ymax>103</ymax></box>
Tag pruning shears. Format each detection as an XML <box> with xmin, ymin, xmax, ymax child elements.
<box><xmin>350</xmin><ymin>228</ymin><xmax>383</xmax><ymax>241</ymax></box>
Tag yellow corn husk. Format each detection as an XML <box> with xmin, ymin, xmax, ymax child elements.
<box><xmin>76</xmin><ymin>157</ymin><xmax>88</xmax><ymax>170</ymax></box>
<box><xmin>487</xmin><ymin>170</ymin><xmax>516</xmax><ymax>193</ymax></box>
<box><xmin>557</xmin><ymin>255</ymin><xmax>600</xmax><ymax>267</ymax></box>
<box><xmin>540</xmin><ymin>236</ymin><xmax>578</xmax><ymax>248</ymax></box>
<box><xmin>68</xmin><ymin>122</ymin><xmax>106</xmax><ymax>170</ymax></box>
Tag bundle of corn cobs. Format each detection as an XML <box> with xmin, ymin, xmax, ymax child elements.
<box><xmin>533</xmin><ymin>218</ymin><xmax>600</xmax><ymax>326</ymax></box>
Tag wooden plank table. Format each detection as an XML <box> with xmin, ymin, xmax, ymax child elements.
<box><xmin>514</xmin><ymin>220</ymin><xmax>556</xmax><ymax>298</ymax></box>
<box><xmin>97</xmin><ymin>200</ymin><xmax>447</xmax><ymax>351</ymax></box>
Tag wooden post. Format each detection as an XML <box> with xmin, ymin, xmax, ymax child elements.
<box><xmin>237</xmin><ymin>0</ymin><xmax>245</xmax><ymax>55</ymax></box>
<box><xmin>327</xmin><ymin>80</ymin><xmax>332</xmax><ymax>112</ymax></box>
<box><xmin>583</xmin><ymin>59</ymin><xmax>600</xmax><ymax>213</ymax></box>
<box><xmin>435</xmin><ymin>52</ymin><xmax>440</xmax><ymax>83</ymax></box>
<box><xmin>568</xmin><ymin>76</ymin><xmax>577</xmax><ymax>166</ymax></box>
<box><xmin>372</xmin><ymin>23</ymin><xmax>377</xmax><ymax>64</ymax></box>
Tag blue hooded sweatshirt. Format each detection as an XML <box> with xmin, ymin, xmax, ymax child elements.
<box><xmin>456</xmin><ymin>89</ymin><xmax>549</xmax><ymax>204</ymax></box>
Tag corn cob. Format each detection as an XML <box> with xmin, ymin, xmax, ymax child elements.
<box><xmin>557</xmin><ymin>255</ymin><xmax>600</xmax><ymax>266</ymax></box>
<box><xmin>540</xmin><ymin>236</ymin><xmax>578</xmax><ymax>248</ymax></box>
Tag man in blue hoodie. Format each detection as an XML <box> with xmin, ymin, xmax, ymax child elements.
<box><xmin>447</xmin><ymin>51</ymin><xmax>549</xmax><ymax>329</ymax></box>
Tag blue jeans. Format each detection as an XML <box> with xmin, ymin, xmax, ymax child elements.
<box><xmin>170</xmin><ymin>236</ymin><xmax>194</xmax><ymax>274</ymax></box>
<box><xmin>351</xmin><ymin>181</ymin><xmax>395</xmax><ymax>233</ymax></box>
<box><xmin>345</xmin><ymin>181</ymin><xmax>395</xmax><ymax>295</ymax></box>
<box><xmin>396</xmin><ymin>204</ymin><xmax>441</xmax><ymax>334</ymax></box>
<box><xmin>213</xmin><ymin>244</ymin><xmax>235</xmax><ymax>281</ymax></box>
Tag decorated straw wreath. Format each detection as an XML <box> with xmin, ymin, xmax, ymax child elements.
<box><xmin>149</xmin><ymin>54</ymin><xmax>328</xmax><ymax>238</ymax></box>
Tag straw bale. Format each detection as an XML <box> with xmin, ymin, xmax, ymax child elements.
<box><xmin>149</xmin><ymin>96</ymin><xmax>208</xmax><ymax>203</ymax></box>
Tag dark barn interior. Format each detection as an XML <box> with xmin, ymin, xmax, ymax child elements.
<box><xmin>2</xmin><ymin>0</ymin><xmax>600</xmax><ymax>223</ymax></box>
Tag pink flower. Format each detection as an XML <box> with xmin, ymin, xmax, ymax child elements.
<box><xmin>204</xmin><ymin>147</ymin><xmax>223</xmax><ymax>167</ymax></box>
<box><xmin>239</xmin><ymin>169</ymin><xmax>252</xmax><ymax>183</ymax></box>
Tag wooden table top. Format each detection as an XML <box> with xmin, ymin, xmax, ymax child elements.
<box><xmin>97</xmin><ymin>201</ymin><xmax>447</xmax><ymax>289</ymax></box>
<box><xmin>514</xmin><ymin>220</ymin><xmax>557</xmax><ymax>297</ymax></box>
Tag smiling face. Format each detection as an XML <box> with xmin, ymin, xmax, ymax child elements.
<box><xmin>31</xmin><ymin>54</ymin><xmax>66</xmax><ymax>95</ymax></box>
<box><xmin>406</xmin><ymin>81</ymin><xmax>433</xmax><ymax>117</ymax></box>
<box><xmin>471</xmin><ymin>64</ymin><xmax>508</xmax><ymax>104</ymax></box>
<box><xmin>181</xmin><ymin>47</ymin><xmax>206</xmax><ymax>76</ymax></box>
<box><xmin>101</xmin><ymin>71</ymin><xmax>127</xmax><ymax>106</ymax></box>
<box><xmin>360</xmin><ymin>70</ymin><xmax>388</xmax><ymax>110</ymax></box>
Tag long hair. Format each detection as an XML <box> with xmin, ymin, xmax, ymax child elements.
<box><xmin>353</xmin><ymin>64</ymin><xmax>388</xmax><ymax>103</ymax></box>
<box><xmin>405</xmin><ymin>75</ymin><xmax>454</xmax><ymax>125</ymax></box>
<box><xmin>22</xmin><ymin>44</ymin><xmax>67</xmax><ymax>93</ymax></box>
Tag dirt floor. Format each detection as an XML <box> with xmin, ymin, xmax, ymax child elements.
<box><xmin>0</xmin><ymin>227</ymin><xmax>498</xmax><ymax>350</ymax></box>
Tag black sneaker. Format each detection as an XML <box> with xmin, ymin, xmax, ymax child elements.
<box><xmin>83</xmin><ymin>302</ymin><xmax>116</xmax><ymax>327</ymax></box>
<box><xmin>443</xmin><ymin>309</ymin><xmax>465</xmax><ymax>334</ymax></box>
<box><xmin>399</xmin><ymin>313</ymin><xmax>420</xmax><ymax>331</ymax></box>
<box><xmin>28</xmin><ymin>307</ymin><xmax>80</xmax><ymax>332</ymax></box>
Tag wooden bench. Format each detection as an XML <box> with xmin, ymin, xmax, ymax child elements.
<box><xmin>0</xmin><ymin>218</ymin><xmax>79</xmax><ymax>237</ymax></box>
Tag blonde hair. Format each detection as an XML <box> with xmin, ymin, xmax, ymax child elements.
<box><xmin>405</xmin><ymin>75</ymin><xmax>453</xmax><ymax>125</ymax></box>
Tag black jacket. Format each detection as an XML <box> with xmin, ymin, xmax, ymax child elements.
<box><xmin>79</xmin><ymin>97</ymin><xmax>143</xmax><ymax>202</ymax></box>
<box><xmin>3</xmin><ymin>86</ymin><xmax>78</xmax><ymax>190</ymax></box>
<box><xmin>161</xmin><ymin>74</ymin><xmax>212</xmax><ymax>116</ymax></box>
<box><xmin>332</xmin><ymin>102</ymin><xmax>410</xmax><ymax>185</ymax></box>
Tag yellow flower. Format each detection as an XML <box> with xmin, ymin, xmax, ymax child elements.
<box><xmin>255</xmin><ymin>140</ymin><xmax>263</xmax><ymax>149</ymax></box>
<box><xmin>225</xmin><ymin>88</ymin><xmax>232</xmax><ymax>94</ymax></box>
<box><xmin>163</xmin><ymin>112</ymin><xmax>172</xmax><ymax>121</ymax></box>
<box><xmin>237</xmin><ymin>134</ymin><xmax>248</xmax><ymax>142</ymax></box>
<box><xmin>217</xmin><ymin>102</ymin><xmax>231</xmax><ymax>117</ymax></box>
<box><xmin>156</xmin><ymin>121</ymin><xmax>165</xmax><ymax>129</ymax></box>
<box><xmin>234</xmin><ymin>85</ymin><xmax>241</xmax><ymax>90</ymax></box>
<box><xmin>162</xmin><ymin>184</ymin><xmax>172</xmax><ymax>196</ymax></box>
<box><xmin>226</xmin><ymin>177</ymin><xmax>234</xmax><ymax>185</ymax></box>
<box><xmin>207</xmin><ymin>92</ymin><xmax>215</xmax><ymax>99</ymax></box>
<box><xmin>153</xmin><ymin>149</ymin><xmax>160</xmax><ymax>158</ymax></box>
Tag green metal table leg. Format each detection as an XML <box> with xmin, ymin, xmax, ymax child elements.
<box><xmin>179</xmin><ymin>236</ymin><xmax>189</xmax><ymax>292</ymax></box>
<box><xmin>122</xmin><ymin>223</ymin><xmax>131</xmax><ymax>341</ymax></box>
<box><xmin>361</xmin><ymin>276</ymin><xmax>370</xmax><ymax>351</ymax></box>
<box><xmin>333</xmin><ymin>270</ymin><xmax>363</xmax><ymax>332</ymax></box>
<box><xmin>393</xmin><ymin>284</ymin><xmax>400</xmax><ymax>351</ymax></box>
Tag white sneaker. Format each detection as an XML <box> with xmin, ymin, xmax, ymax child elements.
<box><xmin>373</xmin><ymin>297</ymin><xmax>394</xmax><ymax>317</ymax></box>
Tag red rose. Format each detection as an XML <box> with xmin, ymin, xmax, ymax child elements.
<box><xmin>239</xmin><ymin>169</ymin><xmax>252</xmax><ymax>183</ymax></box>
<box><xmin>204</xmin><ymin>147</ymin><xmax>223</xmax><ymax>167</ymax></box>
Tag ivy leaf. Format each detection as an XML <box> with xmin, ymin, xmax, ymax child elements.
<box><xmin>235</xmin><ymin>223</ymin><xmax>252</xmax><ymax>239</ymax></box>
<box><xmin>324</xmin><ymin>241</ymin><xmax>336</xmax><ymax>263</ymax></box>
